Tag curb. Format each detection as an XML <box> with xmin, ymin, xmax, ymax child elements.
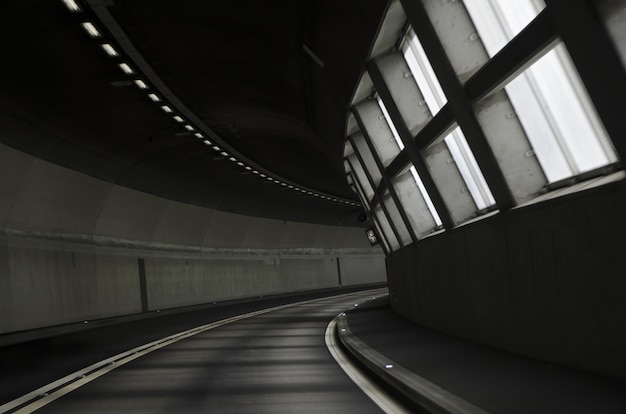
<box><xmin>336</xmin><ymin>297</ymin><xmax>489</xmax><ymax>414</ymax></box>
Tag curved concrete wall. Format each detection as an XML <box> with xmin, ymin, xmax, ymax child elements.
<box><xmin>0</xmin><ymin>143</ymin><xmax>386</xmax><ymax>335</ymax></box>
<box><xmin>387</xmin><ymin>175</ymin><xmax>626</xmax><ymax>379</ymax></box>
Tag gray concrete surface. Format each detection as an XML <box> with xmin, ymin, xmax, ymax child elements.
<box><xmin>0</xmin><ymin>142</ymin><xmax>386</xmax><ymax>336</ymax></box>
<box><xmin>340</xmin><ymin>295</ymin><xmax>626</xmax><ymax>414</ymax></box>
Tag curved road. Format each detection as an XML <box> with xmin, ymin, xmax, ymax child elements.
<box><xmin>9</xmin><ymin>289</ymin><xmax>390</xmax><ymax>413</ymax></box>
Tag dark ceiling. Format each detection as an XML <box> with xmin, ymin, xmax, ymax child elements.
<box><xmin>0</xmin><ymin>0</ymin><xmax>388</xmax><ymax>226</ymax></box>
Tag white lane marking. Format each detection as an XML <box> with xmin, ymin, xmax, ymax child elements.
<box><xmin>2</xmin><ymin>290</ymin><xmax>384</xmax><ymax>413</ymax></box>
<box><xmin>325</xmin><ymin>316</ymin><xmax>411</xmax><ymax>414</ymax></box>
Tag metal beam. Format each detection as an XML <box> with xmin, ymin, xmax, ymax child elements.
<box><xmin>348</xmin><ymin>139</ymin><xmax>404</xmax><ymax>247</ymax></box>
<box><xmin>414</xmin><ymin>104</ymin><xmax>455</xmax><ymax>149</ymax></box>
<box><xmin>347</xmin><ymin>169</ymin><xmax>390</xmax><ymax>256</ymax></box>
<box><xmin>368</xmin><ymin>59</ymin><xmax>454</xmax><ymax>229</ymax></box>
<box><xmin>386</xmin><ymin>149</ymin><xmax>410</xmax><ymax>181</ymax></box>
<box><xmin>544</xmin><ymin>0</ymin><xmax>626</xmax><ymax>162</ymax></box>
<box><xmin>399</xmin><ymin>0</ymin><xmax>515</xmax><ymax>210</ymax></box>
<box><xmin>465</xmin><ymin>10</ymin><xmax>559</xmax><ymax>102</ymax></box>
<box><xmin>352</xmin><ymin>107</ymin><xmax>418</xmax><ymax>243</ymax></box>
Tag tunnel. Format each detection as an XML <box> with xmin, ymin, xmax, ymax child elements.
<box><xmin>1</xmin><ymin>0</ymin><xmax>625</xmax><ymax>412</ymax></box>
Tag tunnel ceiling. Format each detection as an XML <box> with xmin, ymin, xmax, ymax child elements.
<box><xmin>0</xmin><ymin>0</ymin><xmax>389</xmax><ymax>226</ymax></box>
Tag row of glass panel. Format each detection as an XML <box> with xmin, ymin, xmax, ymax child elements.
<box><xmin>345</xmin><ymin>0</ymin><xmax>621</xmax><ymax>252</ymax></box>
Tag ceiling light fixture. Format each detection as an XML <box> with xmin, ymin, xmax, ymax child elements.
<box><xmin>101</xmin><ymin>43</ymin><xmax>119</xmax><ymax>57</ymax></box>
<box><xmin>81</xmin><ymin>22</ymin><xmax>101</xmax><ymax>38</ymax></box>
<box><xmin>133</xmin><ymin>79</ymin><xmax>148</xmax><ymax>89</ymax></box>
<box><xmin>62</xmin><ymin>0</ymin><xmax>81</xmax><ymax>12</ymax></box>
<box><xmin>118</xmin><ymin>62</ymin><xmax>134</xmax><ymax>74</ymax></box>
<box><xmin>70</xmin><ymin>8</ymin><xmax>343</xmax><ymax>207</ymax></box>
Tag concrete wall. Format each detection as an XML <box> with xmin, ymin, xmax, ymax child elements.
<box><xmin>387</xmin><ymin>175</ymin><xmax>626</xmax><ymax>379</ymax></box>
<box><xmin>0</xmin><ymin>143</ymin><xmax>386</xmax><ymax>335</ymax></box>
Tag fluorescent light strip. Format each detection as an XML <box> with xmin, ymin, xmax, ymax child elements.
<box><xmin>101</xmin><ymin>43</ymin><xmax>119</xmax><ymax>57</ymax></box>
<box><xmin>81</xmin><ymin>22</ymin><xmax>101</xmax><ymax>38</ymax></box>
<box><xmin>63</xmin><ymin>0</ymin><xmax>81</xmax><ymax>12</ymax></box>
<box><xmin>134</xmin><ymin>79</ymin><xmax>148</xmax><ymax>89</ymax></box>
<box><xmin>118</xmin><ymin>63</ymin><xmax>134</xmax><ymax>74</ymax></box>
<box><xmin>75</xmin><ymin>10</ymin><xmax>324</xmax><ymax>204</ymax></box>
<box><xmin>212</xmin><ymin>146</ymin><xmax>221</xmax><ymax>151</ymax></box>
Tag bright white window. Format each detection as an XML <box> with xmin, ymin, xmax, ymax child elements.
<box><xmin>377</xmin><ymin>97</ymin><xmax>443</xmax><ymax>226</ymax></box>
<box><xmin>401</xmin><ymin>30</ymin><xmax>496</xmax><ymax>210</ymax></box>
<box><xmin>402</xmin><ymin>29</ymin><xmax>447</xmax><ymax>114</ymax></box>
<box><xmin>464</xmin><ymin>0</ymin><xmax>619</xmax><ymax>182</ymax></box>
<box><xmin>463</xmin><ymin>0</ymin><xmax>545</xmax><ymax>55</ymax></box>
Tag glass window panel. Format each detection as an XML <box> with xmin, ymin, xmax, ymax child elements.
<box><xmin>408</xmin><ymin>166</ymin><xmax>442</xmax><ymax>227</ymax></box>
<box><xmin>392</xmin><ymin>166</ymin><xmax>441</xmax><ymax>236</ymax></box>
<box><xmin>463</xmin><ymin>0</ymin><xmax>545</xmax><ymax>56</ymax></box>
<box><xmin>354</xmin><ymin>99</ymin><xmax>405</xmax><ymax>168</ymax></box>
<box><xmin>465</xmin><ymin>0</ymin><xmax>619</xmax><ymax>183</ymax></box>
<box><xmin>399</xmin><ymin>29</ymin><xmax>496</xmax><ymax>211</ymax></box>
<box><xmin>377</xmin><ymin>96</ymin><xmax>442</xmax><ymax>226</ymax></box>
<box><xmin>445</xmin><ymin>127</ymin><xmax>496</xmax><ymax>210</ymax></box>
<box><xmin>402</xmin><ymin>29</ymin><xmax>447</xmax><ymax>114</ymax></box>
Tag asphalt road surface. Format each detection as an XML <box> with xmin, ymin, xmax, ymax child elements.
<box><xmin>4</xmin><ymin>289</ymin><xmax>388</xmax><ymax>413</ymax></box>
